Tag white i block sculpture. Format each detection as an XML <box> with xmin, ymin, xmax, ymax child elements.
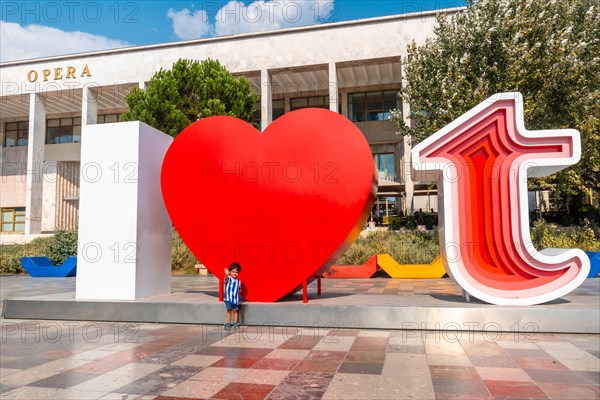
<box><xmin>76</xmin><ymin>121</ymin><xmax>173</xmax><ymax>300</ymax></box>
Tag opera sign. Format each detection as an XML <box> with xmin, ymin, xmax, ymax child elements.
<box><xmin>412</xmin><ymin>92</ymin><xmax>590</xmax><ymax>305</ymax></box>
<box><xmin>27</xmin><ymin>64</ymin><xmax>92</xmax><ymax>82</ymax></box>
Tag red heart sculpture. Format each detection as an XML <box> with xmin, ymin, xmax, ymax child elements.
<box><xmin>161</xmin><ymin>108</ymin><xmax>377</xmax><ymax>302</ymax></box>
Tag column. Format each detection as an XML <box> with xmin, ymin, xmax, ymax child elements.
<box><xmin>400</xmin><ymin>62</ymin><xmax>414</xmax><ymax>215</ymax></box>
<box><xmin>0</xmin><ymin>120</ymin><xmax>4</xmax><ymax>176</ymax></box>
<box><xmin>139</xmin><ymin>81</ymin><xmax>147</xmax><ymax>90</ymax></box>
<box><xmin>81</xmin><ymin>86</ymin><xmax>98</xmax><ymax>126</ymax></box>
<box><xmin>328</xmin><ymin>62</ymin><xmax>338</xmax><ymax>113</ymax></box>
<box><xmin>260</xmin><ymin>69</ymin><xmax>272</xmax><ymax>132</ymax></box>
<box><xmin>340</xmin><ymin>89</ymin><xmax>349</xmax><ymax>118</ymax></box>
<box><xmin>24</xmin><ymin>93</ymin><xmax>46</xmax><ymax>234</ymax></box>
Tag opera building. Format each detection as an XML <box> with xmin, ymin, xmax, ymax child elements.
<box><xmin>0</xmin><ymin>10</ymin><xmax>447</xmax><ymax>240</ymax></box>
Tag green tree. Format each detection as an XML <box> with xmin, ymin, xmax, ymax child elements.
<box><xmin>121</xmin><ymin>58</ymin><xmax>258</xmax><ymax>136</ymax></box>
<box><xmin>391</xmin><ymin>0</ymin><xmax>599</xmax><ymax>201</ymax></box>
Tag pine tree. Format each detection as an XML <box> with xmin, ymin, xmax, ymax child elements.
<box><xmin>121</xmin><ymin>58</ymin><xmax>258</xmax><ymax>137</ymax></box>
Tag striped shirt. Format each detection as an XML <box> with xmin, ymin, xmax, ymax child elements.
<box><xmin>224</xmin><ymin>276</ymin><xmax>241</xmax><ymax>305</ymax></box>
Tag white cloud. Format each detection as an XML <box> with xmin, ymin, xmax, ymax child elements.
<box><xmin>167</xmin><ymin>8</ymin><xmax>212</xmax><ymax>40</ymax></box>
<box><xmin>0</xmin><ymin>21</ymin><xmax>131</xmax><ymax>63</ymax></box>
<box><xmin>215</xmin><ymin>0</ymin><xmax>335</xmax><ymax>36</ymax></box>
<box><xmin>167</xmin><ymin>1</ymin><xmax>335</xmax><ymax>40</ymax></box>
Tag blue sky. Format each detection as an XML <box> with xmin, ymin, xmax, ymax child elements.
<box><xmin>1</xmin><ymin>1</ymin><xmax>465</xmax><ymax>62</ymax></box>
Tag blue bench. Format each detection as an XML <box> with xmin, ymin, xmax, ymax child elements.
<box><xmin>21</xmin><ymin>256</ymin><xmax>77</xmax><ymax>277</ymax></box>
<box><xmin>585</xmin><ymin>252</ymin><xmax>600</xmax><ymax>278</ymax></box>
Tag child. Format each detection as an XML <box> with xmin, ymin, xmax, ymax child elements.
<box><xmin>223</xmin><ymin>262</ymin><xmax>242</xmax><ymax>330</ymax></box>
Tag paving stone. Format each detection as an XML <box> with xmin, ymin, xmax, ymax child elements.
<box><xmin>1</xmin><ymin>276</ymin><xmax>598</xmax><ymax>400</ymax></box>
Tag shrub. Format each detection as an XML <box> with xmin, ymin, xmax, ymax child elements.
<box><xmin>1</xmin><ymin>244</ymin><xmax>27</xmax><ymax>274</ymax></box>
<box><xmin>531</xmin><ymin>219</ymin><xmax>600</xmax><ymax>251</ymax></box>
<box><xmin>47</xmin><ymin>230</ymin><xmax>78</xmax><ymax>265</ymax></box>
<box><xmin>171</xmin><ymin>229</ymin><xmax>198</xmax><ymax>274</ymax></box>
<box><xmin>577</xmin><ymin>205</ymin><xmax>600</xmax><ymax>226</ymax></box>
<box><xmin>0</xmin><ymin>236</ymin><xmax>54</xmax><ymax>274</ymax></box>
<box><xmin>404</xmin><ymin>217</ymin><xmax>417</xmax><ymax>230</ymax></box>
<box><xmin>338</xmin><ymin>230</ymin><xmax>439</xmax><ymax>265</ymax></box>
<box><xmin>388</xmin><ymin>216</ymin><xmax>402</xmax><ymax>231</ymax></box>
<box><xmin>424</xmin><ymin>215</ymin><xmax>435</xmax><ymax>229</ymax></box>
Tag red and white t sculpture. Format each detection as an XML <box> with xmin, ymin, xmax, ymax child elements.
<box><xmin>412</xmin><ymin>93</ymin><xmax>590</xmax><ymax>305</ymax></box>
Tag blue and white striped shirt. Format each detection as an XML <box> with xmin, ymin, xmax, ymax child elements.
<box><xmin>224</xmin><ymin>276</ymin><xmax>241</xmax><ymax>305</ymax></box>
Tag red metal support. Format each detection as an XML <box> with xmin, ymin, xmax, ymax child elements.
<box><xmin>219</xmin><ymin>277</ymin><xmax>224</xmax><ymax>302</ymax></box>
<box><xmin>316</xmin><ymin>275</ymin><xmax>321</xmax><ymax>296</ymax></box>
<box><xmin>302</xmin><ymin>280</ymin><xmax>308</xmax><ymax>304</ymax></box>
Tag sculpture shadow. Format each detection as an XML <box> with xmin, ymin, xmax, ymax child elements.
<box><xmin>430</xmin><ymin>294</ymin><xmax>571</xmax><ymax>305</ymax></box>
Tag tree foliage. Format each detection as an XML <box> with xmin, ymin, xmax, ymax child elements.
<box><xmin>121</xmin><ymin>58</ymin><xmax>258</xmax><ymax>137</ymax></box>
<box><xmin>390</xmin><ymin>0</ymin><xmax>600</xmax><ymax>195</ymax></box>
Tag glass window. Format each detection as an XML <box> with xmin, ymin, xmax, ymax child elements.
<box><xmin>273</xmin><ymin>99</ymin><xmax>285</xmax><ymax>120</ymax></box>
<box><xmin>375</xmin><ymin>153</ymin><xmax>395</xmax><ymax>181</ymax></box>
<box><xmin>4</xmin><ymin>121</ymin><xmax>29</xmax><ymax>147</ymax></box>
<box><xmin>252</xmin><ymin>101</ymin><xmax>261</xmax><ymax>129</ymax></box>
<box><xmin>59</xmin><ymin>126</ymin><xmax>73</xmax><ymax>143</ymax></box>
<box><xmin>291</xmin><ymin>98</ymin><xmax>307</xmax><ymax>109</ymax></box>
<box><xmin>73</xmin><ymin>126</ymin><xmax>82</xmax><ymax>143</ymax></box>
<box><xmin>290</xmin><ymin>96</ymin><xmax>329</xmax><ymax>111</ymax></box>
<box><xmin>5</xmin><ymin>130</ymin><xmax>18</xmax><ymax>147</ymax></box>
<box><xmin>97</xmin><ymin>114</ymin><xmax>121</xmax><ymax>124</ymax></box>
<box><xmin>46</xmin><ymin>117</ymin><xmax>81</xmax><ymax>144</ymax></box>
<box><xmin>47</xmin><ymin>127</ymin><xmax>60</xmax><ymax>144</ymax></box>
<box><xmin>348</xmin><ymin>90</ymin><xmax>400</xmax><ymax>122</ymax></box>
<box><xmin>1</xmin><ymin>207</ymin><xmax>26</xmax><ymax>232</ymax></box>
<box><xmin>308</xmin><ymin>97</ymin><xmax>326</xmax><ymax>107</ymax></box>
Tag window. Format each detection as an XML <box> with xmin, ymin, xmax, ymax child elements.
<box><xmin>273</xmin><ymin>100</ymin><xmax>285</xmax><ymax>120</ymax></box>
<box><xmin>98</xmin><ymin>114</ymin><xmax>121</xmax><ymax>124</ymax></box>
<box><xmin>252</xmin><ymin>101</ymin><xmax>261</xmax><ymax>129</ymax></box>
<box><xmin>290</xmin><ymin>96</ymin><xmax>329</xmax><ymax>111</ymax></box>
<box><xmin>375</xmin><ymin>153</ymin><xmax>395</xmax><ymax>181</ymax></box>
<box><xmin>348</xmin><ymin>90</ymin><xmax>400</xmax><ymax>122</ymax></box>
<box><xmin>4</xmin><ymin>121</ymin><xmax>29</xmax><ymax>147</ymax></box>
<box><xmin>1</xmin><ymin>207</ymin><xmax>25</xmax><ymax>232</ymax></box>
<box><xmin>46</xmin><ymin>117</ymin><xmax>82</xmax><ymax>144</ymax></box>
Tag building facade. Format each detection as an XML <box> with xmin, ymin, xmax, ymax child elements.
<box><xmin>0</xmin><ymin>10</ymin><xmax>448</xmax><ymax>240</ymax></box>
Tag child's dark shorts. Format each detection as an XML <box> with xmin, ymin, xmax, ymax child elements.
<box><xmin>225</xmin><ymin>301</ymin><xmax>239</xmax><ymax>311</ymax></box>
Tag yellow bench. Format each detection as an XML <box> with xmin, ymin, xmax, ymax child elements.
<box><xmin>377</xmin><ymin>254</ymin><xmax>446</xmax><ymax>279</ymax></box>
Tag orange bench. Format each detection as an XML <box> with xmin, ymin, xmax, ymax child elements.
<box><xmin>322</xmin><ymin>255</ymin><xmax>378</xmax><ymax>279</ymax></box>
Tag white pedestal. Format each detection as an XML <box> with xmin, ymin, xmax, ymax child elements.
<box><xmin>76</xmin><ymin>121</ymin><xmax>173</xmax><ymax>300</ymax></box>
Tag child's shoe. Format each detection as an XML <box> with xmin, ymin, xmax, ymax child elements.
<box><xmin>224</xmin><ymin>323</ymin><xmax>231</xmax><ymax>330</ymax></box>
<box><xmin>233</xmin><ymin>323</ymin><xmax>239</xmax><ymax>330</ymax></box>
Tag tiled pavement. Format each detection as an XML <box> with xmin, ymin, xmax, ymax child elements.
<box><xmin>1</xmin><ymin>275</ymin><xmax>599</xmax><ymax>398</ymax></box>
<box><xmin>1</xmin><ymin>319</ymin><xmax>598</xmax><ymax>399</ymax></box>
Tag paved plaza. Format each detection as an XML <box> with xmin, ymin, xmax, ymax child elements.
<box><xmin>1</xmin><ymin>275</ymin><xmax>599</xmax><ymax>399</ymax></box>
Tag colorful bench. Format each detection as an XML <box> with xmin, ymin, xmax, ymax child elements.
<box><xmin>377</xmin><ymin>254</ymin><xmax>446</xmax><ymax>279</ymax></box>
<box><xmin>585</xmin><ymin>252</ymin><xmax>600</xmax><ymax>278</ymax></box>
<box><xmin>322</xmin><ymin>255</ymin><xmax>379</xmax><ymax>279</ymax></box>
<box><xmin>21</xmin><ymin>257</ymin><xmax>77</xmax><ymax>277</ymax></box>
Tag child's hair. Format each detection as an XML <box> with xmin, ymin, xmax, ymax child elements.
<box><xmin>229</xmin><ymin>262</ymin><xmax>241</xmax><ymax>273</ymax></box>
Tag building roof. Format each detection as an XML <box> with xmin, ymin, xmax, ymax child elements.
<box><xmin>0</xmin><ymin>7</ymin><xmax>463</xmax><ymax>67</ymax></box>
